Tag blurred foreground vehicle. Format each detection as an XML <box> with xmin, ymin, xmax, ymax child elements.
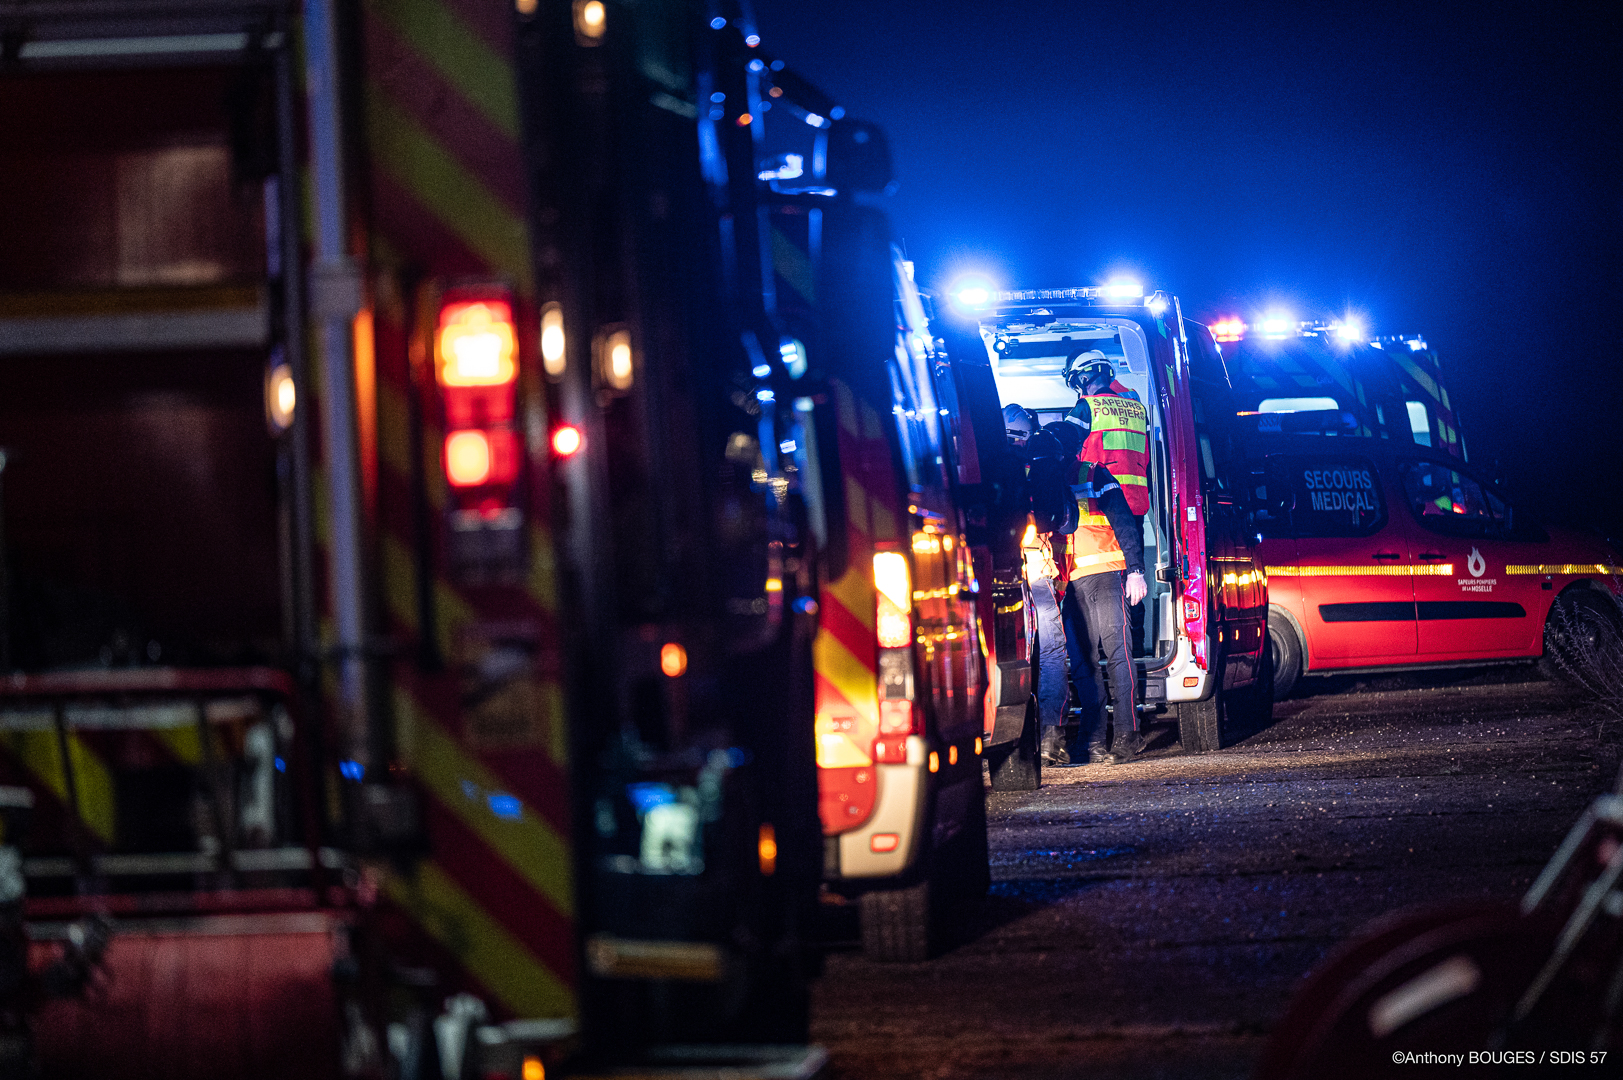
<box><xmin>0</xmin><ymin>0</ymin><xmax>989</xmax><ymax>1073</ymax></box>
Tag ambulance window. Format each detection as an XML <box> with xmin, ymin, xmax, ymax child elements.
<box><xmin>1282</xmin><ymin>456</ymin><xmax>1385</xmax><ymax>538</ymax></box>
<box><xmin>1402</xmin><ymin>460</ymin><xmax>1510</xmax><ymax>538</ymax></box>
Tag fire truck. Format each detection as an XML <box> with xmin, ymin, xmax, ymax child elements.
<box><xmin>937</xmin><ymin>284</ymin><xmax>1272</xmax><ymax>760</ymax></box>
<box><xmin>0</xmin><ymin>0</ymin><xmax>988</xmax><ymax>1073</ymax></box>
<box><xmin>1207</xmin><ymin>316</ymin><xmax>1622</xmax><ymax>697</ymax></box>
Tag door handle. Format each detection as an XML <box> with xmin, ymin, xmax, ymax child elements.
<box><xmin>1372</xmin><ymin>552</ymin><xmax>1402</xmax><ymax>560</ymax></box>
<box><xmin>1416</xmin><ymin>553</ymin><xmax>1447</xmax><ymax>561</ymax></box>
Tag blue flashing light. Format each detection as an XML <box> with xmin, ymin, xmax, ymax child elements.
<box><xmin>793</xmin><ymin>596</ymin><xmax>818</xmax><ymax>615</ymax></box>
<box><xmin>957</xmin><ymin>286</ymin><xmax>990</xmax><ymax>307</ymax></box>
<box><xmin>710</xmin><ymin>91</ymin><xmax>725</xmax><ymax>103</ymax></box>
<box><xmin>338</xmin><ymin>759</ymin><xmax>364</xmax><ymax>782</ymax></box>
<box><xmin>744</xmin><ymin>33</ymin><xmax>760</xmax><ymax>46</ymax></box>
<box><xmin>779</xmin><ymin>438</ymin><xmax>797</xmax><ymax>453</ymax></box>
<box><xmin>752</xmin><ymin>363</ymin><xmax>771</xmax><ymax>377</ymax></box>
<box><xmin>274</xmin><ymin>756</ymin><xmax>286</xmax><ymax>773</ymax></box>
<box><xmin>1258</xmin><ymin>314</ymin><xmax>1293</xmax><ymax>338</ymax></box>
<box><xmin>770</xmin><ymin>59</ymin><xmax>784</xmax><ymax>71</ymax></box>
<box><xmin>709</xmin><ymin>16</ymin><xmax>726</xmax><ymax>29</ymax></box>
<box><xmin>1103</xmin><ymin>279</ymin><xmax>1144</xmax><ymax>300</ymax></box>
<box><xmin>804</xmin><ymin>112</ymin><xmax>827</xmax><ymax>128</ymax></box>
<box><xmin>830</xmin><ymin>106</ymin><xmax>845</xmax><ymax>120</ymax></box>
<box><xmin>1144</xmin><ymin>293</ymin><xmax>1169</xmax><ymax>317</ymax></box>
<box><xmin>626</xmin><ymin>782</ymin><xmax>677</xmax><ymax>816</ymax></box>
<box><xmin>748</xmin><ymin>58</ymin><xmax>764</xmax><ymax>71</ymax></box>
<box><xmin>756</xmin><ymin>388</ymin><xmax>775</xmax><ymax>402</ymax></box>
<box><xmin>487</xmin><ymin>792</ymin><xmax>523</xmax><ymax>820</ymax></box>
<box><xmin>1333</xmin><ymin>319</ymin><xmax>1364</xmax><ymax>343</ymax></box>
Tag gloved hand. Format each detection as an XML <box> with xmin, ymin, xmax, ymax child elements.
<box><xmin>1125</xmin><ymin>571</ymin><xmax>1148</xmax><ymax>606</ymax></box>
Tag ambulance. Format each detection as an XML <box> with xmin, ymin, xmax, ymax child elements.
<box><xmin>1212</xmin><ymin>318</ymin><xmax>1623</xmax><ymax>696</ymax></box>
<box><xmin>938</xmin><ymin>285</ymin><xmax>1272</xmax><ymax>761</ymax></box>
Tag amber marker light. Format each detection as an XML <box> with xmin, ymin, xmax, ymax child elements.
<box><xmin>758</xmin><ymin>822</ymin><xmax>777</xmax><ymax>876</ymax></box>
<box><xmin>660</xmin><ymin>642</ymin><xmax>688</xmax><ymax>678</ymax></box>
<box><xmin>522</xmin><ymin>1056</ymin><xmax>545</xmax><ymax>1080</ymax></box>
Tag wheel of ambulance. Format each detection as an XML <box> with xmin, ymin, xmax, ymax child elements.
<box><xmin>1268</xmin><ymin>610</ymin><xmax>1302</xmax><ymax>701</ymax></box>
<box><xmin>859</xmin><ymin>875</ymin><xmax>934</xmax><ymax>962</ymax></box>
<box><xmin>1177</xmin><ymin>678</ymin><xmax>1224</xmax><ymax>754</ymax></box>
<box><xmin>1538</xmin><ymin>589</ymin><xmax>1622</xmax><ymax>688</ymax></box>
<box><xmin>987</xmin><ymin>698</ymin><xmax>1040</xmax><ymax>792</ymax></box>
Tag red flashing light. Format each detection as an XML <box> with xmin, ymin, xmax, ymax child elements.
<box><xmin>551</xmin><ymin>424</ymin><xmax>584</xmax><ymax>457</ymax></box>
<box><xmin>1210</xmin><ymin>318</ymin><xmax>1247</xmax><ymax>344</ymax></box>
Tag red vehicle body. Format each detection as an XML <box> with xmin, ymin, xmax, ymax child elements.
<box><xmin>1215</xmin><ymin>324</ymin><xmax>1623</xmax><ymax>693</ymax></box>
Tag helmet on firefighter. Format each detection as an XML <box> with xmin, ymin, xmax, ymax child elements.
<box><xmin>1064</xmin><ymin>349</ymin><xmax>1114</xmax><ymax>393</ymax></box>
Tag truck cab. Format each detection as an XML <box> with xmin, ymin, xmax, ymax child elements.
<box><xmin>939</xmin><ymin>285</ymin><xmax>1272</xmax><ymax>761</ymax></box>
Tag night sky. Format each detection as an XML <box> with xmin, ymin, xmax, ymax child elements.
<box><xmin>749</xmin><ymin>0</ymin><xmax>1623</xmax><ymax>540</ymax></box>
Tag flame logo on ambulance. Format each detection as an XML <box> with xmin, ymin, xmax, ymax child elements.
<box><xmin>1467</xmin><ymin>547</ymin><xmax>1486</xmax><ymax>578</ymax></box>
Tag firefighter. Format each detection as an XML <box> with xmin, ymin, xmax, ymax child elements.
<box><xmin>1061</xmin><ymin>352</ymin><xmax>1150</xmax><ymax>764</ymax></box>
<box><xmin>1009</xmin><ymin>410</ymin><xmax>1077</xmax><ymax>767</ymax></box>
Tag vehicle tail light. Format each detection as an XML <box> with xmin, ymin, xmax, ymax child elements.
<box><xmin>437</xmin><ymin>301</ymin><xmax>517</xmax><ymax>386</ymax></box>
<box><xmin>1182</xmin><ymin>587</ymin><xmax>1209</xmax><ymax>670</ymax></box>
<box><xmin>873</xmin><ymin>551</ymin><xmax>912</xmax><ymax>648</ymax></box>
<box><xmin>434</xmin><ymin>286</ymin><xmax>525</xmax><ymax>578</ymax></box>
<box><xmin>444</xmin><ymin>428</ymin><xmax>519</xmax><ymax>488</ymax></box>
<box><xmin>878</xmin><ymin>699</ymin><xmax>913</xmax><ymax>734</ymax></box>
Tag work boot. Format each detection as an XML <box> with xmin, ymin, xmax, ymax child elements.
<box><xmin>1084</xmin><ymin>739</ymin><xmax>1110</xmax><ymax>765</ymax></box>
<box><xmin>1040</xmin><ymin>727</ymin><xmax>1070</xmax><ymax>767</ymax></box>
<box><xmin>1107</xmin><ymin>729</ymin><xmax>1146</xmax><ymax>765</ymax></box>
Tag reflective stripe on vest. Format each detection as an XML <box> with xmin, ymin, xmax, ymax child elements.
<box><xmin>1080</xmin><ymin>393</ymin><xmax>1151</xmax><ymax>515</ymax></box>
<box><xmin>1068</xmin><ymin>498</ymin><xmax>1125</xmax><ymax>579</ymax></box>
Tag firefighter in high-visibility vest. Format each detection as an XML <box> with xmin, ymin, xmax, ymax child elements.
<box><xmin>1059</xmin><ymin>351</ymin><xmax>1150</xmax><ymax>765</ymax></box>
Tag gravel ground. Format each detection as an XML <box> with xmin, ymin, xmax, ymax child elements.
<box><xmin>810</xmin><ymin>667</ymin><xmax>1622</xmax><ymax>1079</ymax></box>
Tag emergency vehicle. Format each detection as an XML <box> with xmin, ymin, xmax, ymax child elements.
<box><xmin>1210</xmin><ymin>319</ymin><xmax>1623</xmax><ymax>696</ymax></box>
<box><xmin>938</xmin><ymin>285</ymin><xmax>1272</xmax><ymax>759</ymax></box>
<box><xmin>0</xmin><ymin>0</ymin><xmax>986</xmax><ymax>1073</ymax></box>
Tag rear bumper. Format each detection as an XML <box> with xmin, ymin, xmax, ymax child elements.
<box><xmin>824</xmin><ymin>736</ymin><xmax>927</xmax><ymax>881</ymax></box>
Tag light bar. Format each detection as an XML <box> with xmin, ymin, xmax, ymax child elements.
<box><xmin>1210</xmin><ymin>318</ymin><xmax>1246</xmax><ymax>343</ymax></box>
<box><xmin>991</xmin><ymin>286</ymin><xmax>1152</xmax><ymax>304</ymax></box>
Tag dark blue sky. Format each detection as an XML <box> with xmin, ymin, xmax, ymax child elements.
<box><xmin>750</xmin><ymin>0</ymin><xmax>1622</xmax><ymax>536</ymax></box>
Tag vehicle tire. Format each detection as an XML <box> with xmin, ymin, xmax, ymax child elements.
<box><xmin>1177</xmin><ymin>679</ymin><xmax>1224</xmax><ymax>754</ymax></box>
<box><xmin>1539</xmin><ymin>589</ymin><xmax>1623</xmax><ymax>688</ymax></box>
<box><xmin>1268</xmin><ymin>610</ymin><xmax>1302</xmax><ymax>700</ymax></box>
<box><xmin>987</xmin><ymin>699</ymin><xmax>1040</xmax><ymax>792</ymax></box>
<box><xmin>859</xmin><ymin>876</ymin><xmax>933</xmax><ymax>962</ymax></box>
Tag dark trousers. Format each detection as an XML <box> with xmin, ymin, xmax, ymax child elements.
<box><xmin>1063</xmin><ymin>571</ymin><xmax>1138</xmax><ymax>748</ymax></box>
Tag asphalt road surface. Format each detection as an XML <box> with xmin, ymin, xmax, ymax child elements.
<box><xmin>811</xmin><ymin>667</ymin><xmax>1622</xmax><ymax>1079</ymax></box>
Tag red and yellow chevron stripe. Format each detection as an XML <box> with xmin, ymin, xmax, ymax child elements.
<box><xmin>812</xmin><ymin>380</ymin><xmax>902</xmax><ymax>835</ymax></box>
<box><xmin>357</xmin><ymin>0</ymin><xmax>574</xmax><ymax>1021</ymax></box>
